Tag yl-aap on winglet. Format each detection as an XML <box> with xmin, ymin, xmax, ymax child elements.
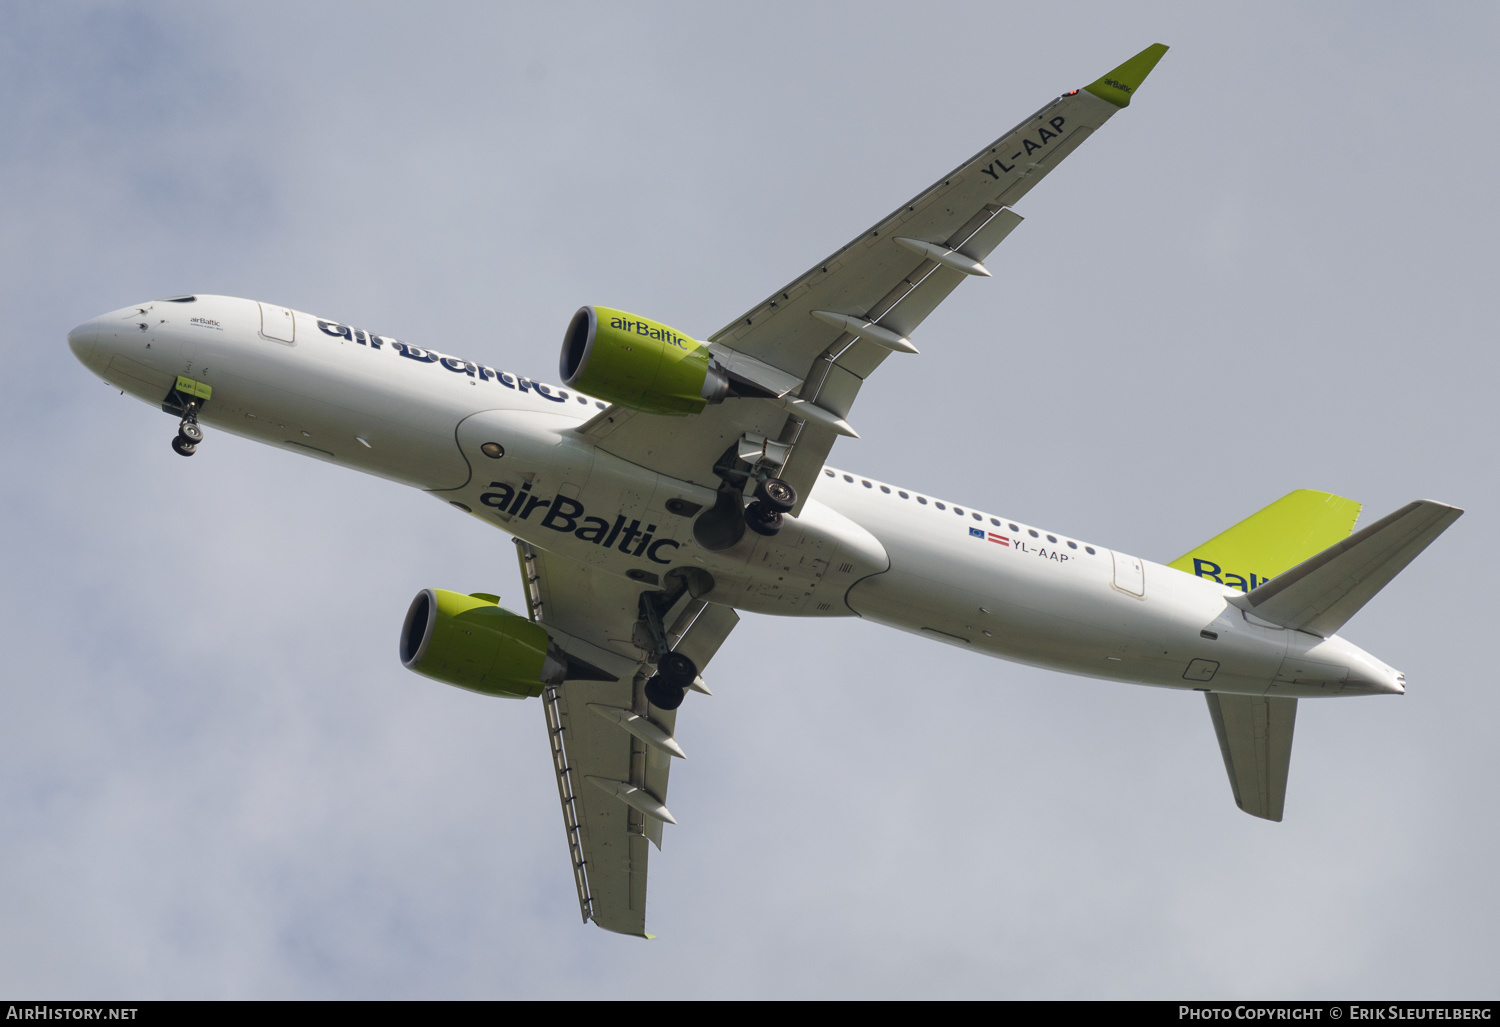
<box><xmin>1084</xmin><ymin>43</ymin><xmax>1169</xmax><ymax>108</ymax></box>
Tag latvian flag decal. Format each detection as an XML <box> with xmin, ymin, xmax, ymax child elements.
<box><xmin>968</xmin><ymin>526</ymin><xmax>1010</xmax><ymax>546</ymax></box>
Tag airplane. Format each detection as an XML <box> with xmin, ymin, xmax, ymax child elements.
<box><xmin>66</xmin><ymin>44</ymin><xmax>1461</xmax><ymax>938</ymax></box>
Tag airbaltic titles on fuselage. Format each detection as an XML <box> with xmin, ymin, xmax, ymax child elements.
<box><xmin>316</xmin><ymin>319</ymin><xmax>583</xmax><ymax>404</ymax></box>
<box><xmin>320</xmin><ymin>317</ymin><xmax>675</xmax><ymax>565</ymax></box>
<box><xmin>478</xmin><ymin>481</ymin><xmax>679</xmax><ymax>565</ymax></box>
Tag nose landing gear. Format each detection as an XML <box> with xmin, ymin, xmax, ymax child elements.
<box><xmin>164</xmin><ymin>376</ymin><xmax>212</xmax><ymax>458</ymax></box>
<box><xmin>171</xmin><ymin>405</ymin><xmax>205</xmax><ymax>457</ymax></box>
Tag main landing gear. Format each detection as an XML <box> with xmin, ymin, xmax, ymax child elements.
<box><xmin>171</xmin><ymin>401</ymin><xmax>205</xmax><ymax>457</ymax></box>
<box><xmin>637</xmin><ymin>587</ymin><xmax>704</xmax><ymax>711</ymax></box>
<box><xmin>744</xmin><ymin>476</ymin><xmax>796</xmax><ymax>537</ymax></box>
<box><xmin>644</xmin><ymin>650</ymin><xmax>698</xmax><ymax>711</ymax></box>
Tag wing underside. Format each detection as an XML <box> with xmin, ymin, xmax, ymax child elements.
<box><xmin>578</xmin><ymin>49</ymin><xmax>1167</xmax><ymax>504</ymax></box>
<box><xmin>518</xmin><ymin>541</ymin><xmax>738</xmax><ymax>936</ymax></box>
<box><xmin>532</xmin><ymin>46</ymin><xmax>1169</xmax><ymax>929</ymax></box>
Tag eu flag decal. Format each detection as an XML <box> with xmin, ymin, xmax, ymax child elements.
<box><xmin>969</xmin><ymin>527</ymin><xmax>985</xmax><ymax>539</ymax></box>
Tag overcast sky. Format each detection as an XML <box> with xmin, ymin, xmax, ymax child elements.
<box><xmin>2</xmin><ymin>1</ymin><xmax>1496</xmax><ymax>1000</ymax></box>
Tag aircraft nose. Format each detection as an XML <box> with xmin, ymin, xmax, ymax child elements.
<box><xmin>67</xmin><ymin>319</ymin><xmax>106</xmax><ymax>373</ymax></box>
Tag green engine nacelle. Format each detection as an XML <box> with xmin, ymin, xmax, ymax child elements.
<box><xmin>399</xmin><ymin>589</ymin><xmax>565</xmax><ymax>699</ymax></box>
<box><xmin>560</xmin><ymin>306</ymin><xmax>728</xmax><ymax>416</ymax></box>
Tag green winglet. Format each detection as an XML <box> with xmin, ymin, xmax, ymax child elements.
<box><xmin>1084</xmin><ymin>43</ymin><xmax>1169</xmax><ymax>108</ymax></box>
<box><xmin>1168</xmin><ymin>489</ymin><xmax>1363</xmax><ymax>593</ymax></box>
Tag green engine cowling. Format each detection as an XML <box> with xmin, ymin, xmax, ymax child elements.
<box><xmin>560</xmin><ymin>306</ymin><xmax>728</xmax><ymax>415</ymax></box>
<box><xmin>399</xmin><ymin>589</ymin><xmax>566</xmax><ymax>699</ymax></box>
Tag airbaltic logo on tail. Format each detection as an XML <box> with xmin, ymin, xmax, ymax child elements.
<box><xmin>609</xmin><ymin>316</ymin><xmax>692</xmax><ymax>350</ymax></box>
<box><xmin>478</xmin><ymin>481</ymin><xmax>680</xmax><ymax>565</ymax></box>
<box><xmin>1191</xmin><ymin>560</ymin><xmax>1270</xmax><ymax>593</ymax></box>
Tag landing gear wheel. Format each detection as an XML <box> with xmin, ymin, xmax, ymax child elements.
<box><xmin>754</xmin><ymin>477</ymin><xmax>797</xmax><ymax>513</ymax></box>
<box><xmin>178</xmin><ymin>422</ymin><xmax>204</xmax><ymax>443</ymax></box>
<box><xmin>657</xmin><ymin>651</ymin><xmax>698</xmax><ymax>688</ymax></box>
<box><xmin>171</xmin><ymin>436</ymin><xmax>197</xmax><ymax>457</ymax></box>
<box><xmin>645</xmin><ymin>673</ymin><xmax>688</xmax><ymax>710</ymax></box>
<box><xmin>744</xmin><ymin>500</ymin><xmax>783</xmax><ymax>537</ymax></box>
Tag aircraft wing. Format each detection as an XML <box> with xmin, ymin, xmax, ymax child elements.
<box><xmin>578</xmin><ymin>44</ymin><xmax>1168</xmax><ymax>504</ymax></box>
<box><xmin>515</xmin><ymin>540</ymin><xmax>739</xmax><ymax>937</ymax></box>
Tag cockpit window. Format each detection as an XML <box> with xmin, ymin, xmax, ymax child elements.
<box><xmin>160</xmin><ymin>296</ymin><xmax>197</xmax><ymax>303</ymax></box>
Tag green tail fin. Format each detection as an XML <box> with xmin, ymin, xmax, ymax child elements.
<box><xmin>1169</xmin><ymin>490</ymin><xmax>1362</xmax><ymax>593</ymax></box>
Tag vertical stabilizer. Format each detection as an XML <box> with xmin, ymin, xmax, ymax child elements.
<box><xmin>1170</xmin><ymin>489</ymin><xmax>1362</xmax><ymax>594</ymax></box>
<box><xmin>1176</xmin><ymin>490</ymin><xmax>1358</xmax><ymax>823</ymax></box>
<box><xmin>1206</xmin><ymin>693</ymin><xmax>1297</xmax><ymax>822</ymax></box>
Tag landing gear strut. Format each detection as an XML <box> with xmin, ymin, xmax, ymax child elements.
<box><xmin>171</xmin><ymin>399</ymin><xmax>204</xmax><ymax>458</ymax></box>
<box><xmin>638</xmin><ymin>589</ymin><xmax>700</xmax><ymax>711</ymax></box>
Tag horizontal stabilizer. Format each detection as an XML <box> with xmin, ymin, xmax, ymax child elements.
<box><xmin>1206</xmin><ymin>693</ymin><xmax>1297</xmax><ymax>822</ymax></box>
<box><xmin>1230</xmin><ymin>500</ymin><xmax>1462</xmax><ymax>637</ymax></box>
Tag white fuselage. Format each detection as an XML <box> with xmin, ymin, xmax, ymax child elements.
<box><xmin>68</xmin><ymin>295</ymin><xmax>1404</xmax><ymax>700</ymax></box>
